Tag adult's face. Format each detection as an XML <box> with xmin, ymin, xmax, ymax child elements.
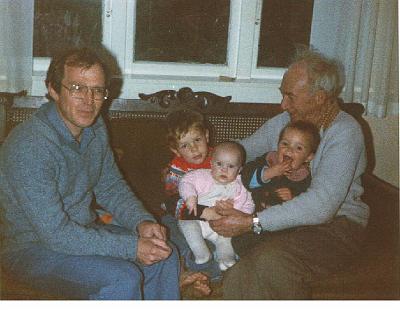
<box><xmin>279</xmin><ymin>62</ymin><xmax>318</xmax><ymax>123</ymax></box>
<box><xmin>48</xmin><ymin>63</ymin><xmax>106</xmax><ymax>140</ymax></box>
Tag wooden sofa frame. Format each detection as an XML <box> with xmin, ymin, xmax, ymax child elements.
<box><xmin>0</xmin><ymin>90</ymin><xmax>398</xmax><ymax>300</ymax></box>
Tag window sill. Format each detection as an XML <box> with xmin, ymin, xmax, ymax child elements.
<box><xmin>31</xmin><ymin>73</ymin><xmax>283</xmax><ymax>103</ymax></box>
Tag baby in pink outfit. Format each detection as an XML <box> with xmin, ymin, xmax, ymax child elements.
<box><xmin>179</xmin><ymin>141</ymin><xmax>255</xmax><ymax>271</ymax></box>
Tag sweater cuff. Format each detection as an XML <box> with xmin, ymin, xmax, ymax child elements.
<box><xmin>258</xmin><ymin>166</ymin><xmax>272</xmax><ymax>184</ymax></box>
<box><xmin>256</xmin><ymin>167</ymin><xmax>264</xmax><ymax>184</ymax></box>
<box><xmin>249</xmin><ymin>166</ymin><xmax>271</xmax><ymax>189</ymax></box>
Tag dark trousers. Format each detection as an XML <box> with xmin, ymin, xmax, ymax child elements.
<box><xmin>223</xmin><ymin>216</ymin><xmax>365</xmax><ymax>299</ymax></box>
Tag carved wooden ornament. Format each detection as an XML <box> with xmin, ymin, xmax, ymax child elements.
<box><xmin>139</xmin><ymin>87</ymin><xmax>231</xmax><ymax>109</ymax></box>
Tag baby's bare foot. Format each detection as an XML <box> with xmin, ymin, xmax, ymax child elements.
<box><xmin>180</xmin><ymin>271</ymin><xmax>212</xmax><ymax>298</ymax></box>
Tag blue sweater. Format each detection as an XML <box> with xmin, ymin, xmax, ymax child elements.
<box><xmin>0</xmin><ymin>102</ymin><xmax>155</xmax><ymax>261</ymax></box>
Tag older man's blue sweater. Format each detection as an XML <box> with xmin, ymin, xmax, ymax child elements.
<box><xmin>0</xmin><ymin>102</ymin><xmax>155</xmax><ymax>261</ymax></box>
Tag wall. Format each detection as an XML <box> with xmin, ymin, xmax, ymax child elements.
<box><xmin>364</xmin><ymin>115</ymin><xmax>399</xmax><ymax>187</ymax></box>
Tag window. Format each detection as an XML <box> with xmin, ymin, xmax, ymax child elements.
<box><xmin>33</xmin><ymin>0</ymin><xmax>103</xmax><ymax>57</ymax></box>
<box><xmin>123</xmin><ymin>0</ymin><xmax>240</xmax><ymax>77</ymax></box>
<box><xmin>32</xmin><ymin>0</ymin><xmax>314</xmax><ymax>101</ymax></box>
<box><xmin>257</xmin><ymin>0</ymin><xmax>313</xmax><ymax>68</ymax></box>
<box><xmin>135</xmin><ymin>0</ymin><xmax>230</xmax><ymax>64</ymax></box>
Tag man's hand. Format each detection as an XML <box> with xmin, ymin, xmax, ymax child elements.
<box><xmin>214</xmin><ymin>199</ymin><xmax>234</xmax><ymax>211</ymax></box>
<box><xmin>200</xmin><ymin>208</ymin><xmax>222</xmax><ymax>221</ymax></box>
<box><xmin>209</xmin><ymin>201</ymin><xmax>253</xmax><ymax>237</ymax></box>
<box><xmin>136</xmin><ymin>221</ymin><xmax>171</xmax><ymax>265</ymax></box>
<box><xmin>136</xmin><ymin>237</ymin><xmax>172</xmax><ymax>266</ymax></box>
<box><xmin>275</xmin><ymin>187</ymin><xmax>293</xmax><ymax>201</ymax></box>
<box><xmin>137</xmin><ymin>221</ymin><xmax>167</xmax><ymax>240</ymax></box>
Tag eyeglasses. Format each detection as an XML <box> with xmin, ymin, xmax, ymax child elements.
<box><xmin>61</xmin><ymin>83</ymin><xmax>108</xmax><ymax>101</ymax></box>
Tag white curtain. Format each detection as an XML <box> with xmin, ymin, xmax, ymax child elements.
<box><xmin>312</xmin><ymin>0</ymin><xmax>398</xmax><ymax>118</ymax></box>
<box><xmin>0</xmin><ymin>0</ymin><xmax>34</xmax><ymax>93</ymax></box>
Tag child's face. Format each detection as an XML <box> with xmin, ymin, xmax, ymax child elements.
<box><xmin>171</xmin><ymin>127</ymin><xmax>209</xmax><ymax>165</ymax></box>
<box><xmin>211</xmin><ymin>148</ymin><xmax>241</xmax><ymax>185</ymax></box>
<box><xmin>277</xmin><ymin>128</ymin><xmax>315</xmax><ymax>171</ymax></box>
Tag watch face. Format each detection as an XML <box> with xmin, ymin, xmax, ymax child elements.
<box><xmin>252</xmin><ymin>214</ymin><xmax>262</xmax><ymax>234</ymax></box>
<box><xmin>252</xmin><ymin>222</ymin><xmax>262</xmax><ymax>234</ymax></box>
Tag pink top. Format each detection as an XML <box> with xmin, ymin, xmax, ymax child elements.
<box><xmin>179</xmin><ymin>169</ymin><xmax>255</xmax><ymax>214</ymax></box>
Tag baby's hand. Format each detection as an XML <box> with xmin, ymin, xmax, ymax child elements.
<box><xmin>186</xmin><ymin>196</ymin><xmax>198</xmax><ymax>216</ymax></box>
<box><xmin>263</xmin><ymin>159</ymin><xmax>292</xmax><ymax>180</ymax></box>
<box><xmin>275</xmin><ymin>187</ymin><xmax>293</xmax><ymax>201</ymax></box>
<box><xmin>200</xmin><ymin>208</ymin><xmax>222</xmax><ymax>221</ymax></box>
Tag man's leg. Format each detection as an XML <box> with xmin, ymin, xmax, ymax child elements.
<box><xmin>231</xmin><ymin>231</ymin><xmax>266</xmax><ymax>258</ymax></box>
<box><xmin>2</xmin><ymin>245</ymin><xmax>144</xmax><ymax>300</ymax></box>
<box><xmin>224</xmin><ymin>217</ymin><xmax>365</xmax><ymax>300</ymax></box>
<box><xmin>141</xmin><ymin>243</ymin><xmax>181</xmax><ymax>300</ymax></box>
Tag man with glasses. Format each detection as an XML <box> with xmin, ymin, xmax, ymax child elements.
<box><xmin>0</xmin><ymin>48</ymin><xmax>183</xmax><ymax>299</ymax></box>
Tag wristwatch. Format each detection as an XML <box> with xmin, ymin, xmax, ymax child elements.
<box><xmin>252</xmin><ymin>213</ymin><xmax>262</xmax><ymax>234</ymax></box>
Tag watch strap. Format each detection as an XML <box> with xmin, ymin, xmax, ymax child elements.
<box><xmin>252</xmin><ymin>213</ymin><xmax>262</xmax><ymax>234</ymax></box>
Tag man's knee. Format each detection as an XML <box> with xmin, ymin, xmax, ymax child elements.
<box><xmin>120</xmin><ymin>266</ymin><xmax>143</xmax><ymax>292</ymax></box>
<box><xmin>98</xmin><ymin>262</ymin><xmax>143</xmax><ymax>300</ymax></box>
<box><xmin>225</xmin><ymin>244</ymin><xmax>279</xmax><ymax>280</ymax></box>
<box><xmin>168</xmin><ymin>242</ymin><xmax>179</xmax><ymax>261</ymax></box>
<box><xmin>141</xmin><ymin>244</ymin><xmax>181</xmax><ymax>300</ymax></box>
<box><xmin>224</xmin><ymin>238</ymin><xmax>311</xmax><ymax>299</ymax></box>
<box><xmin>154</xmin><ymin>242</ymin><xmax>181</xmax><ymax>273</ymax></box>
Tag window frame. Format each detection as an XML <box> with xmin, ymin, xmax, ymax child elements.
<box><xmin>122</xmin><ymin>0</ymin><xmax>241</xmax><ymax>78</ymax></box>
<box><xmin>31</xmin><ymin>0</ymin><xmax>318</xmax><ymax>103</ymax></box>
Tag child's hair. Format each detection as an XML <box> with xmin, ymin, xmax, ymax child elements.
<box><xmin>213</xmin><ymin>141</ymin><xmax>246</xmax><ymax>166</ymax></box>
<box><xmin>165</xmin><ymin>109</ymin><xmax>208</xmax><ymax>149</ymax></box>
<box><xmin>279</xmin><ymin>121</ymin><xmax>321</xmax><ymax>153</ymax></box>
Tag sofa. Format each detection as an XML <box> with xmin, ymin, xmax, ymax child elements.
<box><xmin>0</xmin><ymin>89</ymin><xmax>398</xmax><ymax>300</ymax></box>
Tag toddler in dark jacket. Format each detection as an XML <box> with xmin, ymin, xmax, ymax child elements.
<box><xmin>241</xmin><ymin>120</ymin><xmax>320</xmax><ymax>211</ymax></box>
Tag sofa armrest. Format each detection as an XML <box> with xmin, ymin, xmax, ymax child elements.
<box><xmin>361</xmin><ymin>173</ymin><xmax>399</xmax><ymax>253</ymax></box>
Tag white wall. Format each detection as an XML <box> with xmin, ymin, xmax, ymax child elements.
<box><xmin>364</xmin><ymin>115</ymin><xmax>399</xmax><ymax>187</ymax></box>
